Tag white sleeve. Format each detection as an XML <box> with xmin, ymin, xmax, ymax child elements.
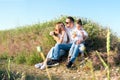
<box><xmin>83</xmin><ymin>30</ymin><xmax>88</xmax><ymax>37</ymax></box>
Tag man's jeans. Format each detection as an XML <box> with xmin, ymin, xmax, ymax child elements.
<box><xmin>69</xmin><ymin>42</ymin><xmax>85</xmax><ymax>63</ymax></box>
<box><xmin>52</xmin><ymin>43</ymin><xmax>72</xmax><ymax>60</ymax></box>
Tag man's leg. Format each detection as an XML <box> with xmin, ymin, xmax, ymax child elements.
<box><xmin>68</xmin><ymin>42</ymin><xmax>75</xmax><ymax>57</ymax></box>
<box><xmin>70</xmin><ymin>44</ymin><xmax>80</xmax><ymax>63</ymax></box>
<box><xmin>66</xmin><ymin>44</ymin><xmax>80</xmax><ymax>68</ymax></box>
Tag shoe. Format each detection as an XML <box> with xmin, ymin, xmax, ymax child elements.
<box><xmin>40</xmin><ymin>64</ymin><xmax>46</xmax><ymax>70</ymax></box>
<box><xmin>35</xmin><ymin>63</ymin><xmax>43</xmax><ymax>68</ymax></box>
<box><xmin>67</xmin><ymin>56</ymin><xmax>71</xmax><ymax>62</ymax></box>
<box><xmin>66</xmin><ymin>61</ymin><xmax>73</xmax><ymax>68</ymax></box>
<box><xmin>47</xmin><ymin>59</ymin><xmax>59</xmax><ymax>67</ymax></box>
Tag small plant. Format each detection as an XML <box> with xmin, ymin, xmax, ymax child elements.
<box><xmin>0</xmin><ymin>58</ymin><xmax>24</xmax><ymax>80</ymax></box>
<box><xmin>96</xmin><ymin>28</ymin><xmax>111</xmax><ymax>80</ymax></box>
<box><xmin>37</xmin><ymin>46</ymin><xmax>51</xmax><ymax>80</ymax></box>
<box><xmin>106</xmin><ymin>28</ymin><xmax>111</xmax><ymax>80</ymax></box>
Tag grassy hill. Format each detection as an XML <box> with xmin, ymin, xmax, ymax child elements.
<box><xmin>0</xmin><ymin>16</ymin><xmax>120</xmax><ymax>80</ymax></box>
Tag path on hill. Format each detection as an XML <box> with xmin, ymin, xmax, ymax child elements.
<box><xmin>9</xmin><ymin>62</ymin><xmax>120</xmax><ymax>80</ymax></box>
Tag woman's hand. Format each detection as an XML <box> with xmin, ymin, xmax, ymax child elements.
<box><xmin>49</xmin><ymin>31</ymin><xmax>54</xmax><ymax>36</ymax></box>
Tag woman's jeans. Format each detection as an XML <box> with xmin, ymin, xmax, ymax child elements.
<box><xmin>47</xmin><ymin>47</ymin><xmax>67</xmax><ymax>59</ymax></box>
<box><xmin>51</xmin><ymin>43</ymin><xmax>72</xmax><ymax>60</ymax></box>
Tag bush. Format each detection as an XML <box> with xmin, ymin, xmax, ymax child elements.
<box><xmin>0</xmin><ymin>52</ymin><xmax>8</xmax><ymax>60</ymax></box>
<box><xmin>15</xmin><ymin>53</ymin><xmax>26</xmax><ymax>64</ymax></box>
<box><xmin>26</xmin><ymin>51</ymin><xmax>42</xmax><ymax>65</ymax></box>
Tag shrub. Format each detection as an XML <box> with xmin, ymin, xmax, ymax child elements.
<box><xmin>15</xmin><ymin>53</ymin><xmax>26</xmax><ymax>64</ymax></box>
<box><xmin>26</xmin><ymin>51</ymin><xmax>42</xmax><ymax>65</ymax></box>
<box><xmin>0</xmin><ymin>52</ymin><xmax>8</xmax><ymax>60</ymax></box>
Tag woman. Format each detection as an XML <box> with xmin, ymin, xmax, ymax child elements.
<box><xmin>35</xmin><ymin>22</ymin><xmax>69</xmax><ymax>69</ymax></box>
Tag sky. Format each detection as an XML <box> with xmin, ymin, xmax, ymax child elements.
<box><xmin>0</xmin><ymin>0</ymin><xmax>120</xmax><ymax>37</ymax></box>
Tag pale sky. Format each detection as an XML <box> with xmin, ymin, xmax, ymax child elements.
<box><xmin>0</xmin><ymin>0</ymin><xmax>120</xmax><ymax>37</ymax></box>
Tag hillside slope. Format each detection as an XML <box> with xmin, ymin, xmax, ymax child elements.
<box><xmin>0</xmin><ymin>16</ymin><xmax>120</xmax><ymax>80</ymax></box>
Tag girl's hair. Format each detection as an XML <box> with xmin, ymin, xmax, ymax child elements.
<box><xmin>76</xmin><ymin>19</ymin><xmax>82</xmax><ymax>26</ymax></box>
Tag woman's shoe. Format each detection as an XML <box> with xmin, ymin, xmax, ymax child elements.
<box><xmin>40</xmin><ymin>64</ymin><xmax>46</xmax><ymax>70</ymax></box>
<box><xmin>35</xmin><ymin>63</ymin><xmax>43</xmax><ymax>68</ymax></box>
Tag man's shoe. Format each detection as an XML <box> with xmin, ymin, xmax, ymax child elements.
<box><xmin>47</xmin><ymin>59</ymin><xmax>59</xmax><ymax>67</ymax></box>
<box><xmin>66</xmin><ymin>61</ymin><xmax>73</xmax><ymax>68</ymax></box>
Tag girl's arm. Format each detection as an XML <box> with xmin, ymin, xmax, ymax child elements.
<box><xmin>76</xmin><ymin>30</ymin><xmax>88</xmax><ymax>44</ymax></box>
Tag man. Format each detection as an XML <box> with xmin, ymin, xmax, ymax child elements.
<box><xmin>47</xmin><ymin>16</ymin><xmax>76</xmax><ymax>66</ymax></box>
<box><xmin>66</xmin><ymin>19</ymin><xmax>88</xmax><ymax>68</ymax></box>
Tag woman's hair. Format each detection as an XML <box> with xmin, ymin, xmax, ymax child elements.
<box><xmin>55</xmin><ymin>22</ymin><xmax>65</xmax><ymax>33</ymax></box>
<box><xmin>76</xmin><ymin>19</ymin><xmax>82</xmax><ymax>26</ymax></box>
<box><xmin>55</xmin><ymin>22</ymin><xmax>69</xmax><ymax>43</ymax></box>
<box><xmin>56</xmin><ymin>22</ymin><xmax>65</xmax><ymax>27</ymax></box>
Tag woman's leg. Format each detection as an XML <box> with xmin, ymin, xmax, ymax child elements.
<box><xmin>46</xmin><ymin>47</ymin><xmax>54</xmax><ymax>58</ymax></box>
<box><xmin>52</xmin><ymin>43</ymin><xmax>72</xmax><ymax>60</ymax></box>
<box><xmin>40</xmin><ymin>47</ymin><xmax>55</xmax><ymax>69</ymax></box>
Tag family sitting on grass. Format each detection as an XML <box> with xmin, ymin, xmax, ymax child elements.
<box><xmin>35</xmin><ymin>16</ymin><xmax>88</xmax><ymax>70</ymax></box>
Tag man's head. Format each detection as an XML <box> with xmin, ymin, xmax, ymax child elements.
<box><xmin>65</xmin><ymin>16</ymin><xmax>74</xmax><ymax>28</ymax></box>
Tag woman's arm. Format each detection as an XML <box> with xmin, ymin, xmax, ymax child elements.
<box><xmin>51</xmin><ymin>31</ymin><xmax>65</xmax><ymax>43</ymax></box>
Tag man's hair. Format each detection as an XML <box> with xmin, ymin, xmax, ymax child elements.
<box><xmin>76</xmin><ymin>19</ymin><xmax>82</xmax><ymax>26</ymax></box>
<box><xmin>67</xmin><ymin>16</ymin><xmax>74</xmax><ymax>23</ymax></box>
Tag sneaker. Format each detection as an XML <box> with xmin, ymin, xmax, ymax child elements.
<box><xmin>47</xmin><ymin>59</ymin><xmax>59</xmax><ymax>67</ymax></box>
<box><xmin>66</xmin><ymin>61</ymin><xmax>73</xmax><ymax>68</ymax></box>
<box><xmin>35</xmin><ymin>63</ymin><xmax>43</xmax><ymax>68</ymax></box>
<box><xmin>40</xmin><ymin>64</ymin><xmax>46</xmax><ymax>70</ymax></box>
<box><xmin>67</xmin><ymin>56</ymin><xmax>71</xmax><ymax>62</ymax></box>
